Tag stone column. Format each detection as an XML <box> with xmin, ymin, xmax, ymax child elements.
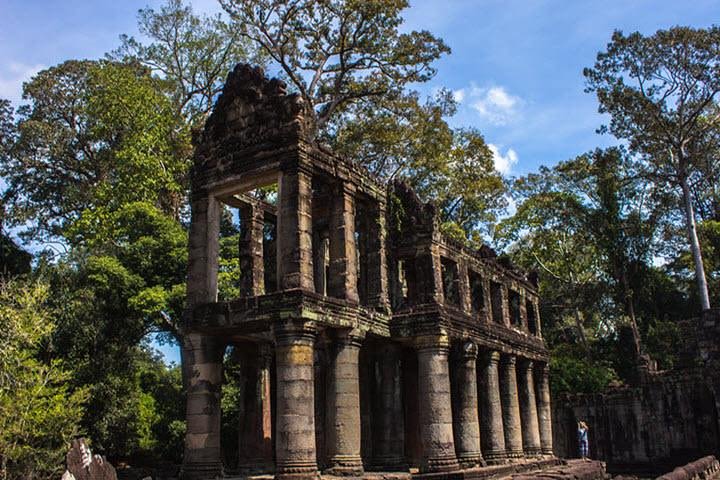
<box><xmin>535</xmin><ymin>362</ymin><xmax>553</xmax><ymax>456</ymax></box>
<box><xmin>458</xmin><ymin>262</ymin><xmax>472</xmax><ymax>314</ymax></box>
<box><xmin>274</xmin><ymin>323</ymin><xmax>318</xmax><ymax>479</ymax></box>
<box><xmin>451</xmin><ymin>341</ymin><xmax>483</xmax><ymax>468</ymax></box>
<box><xmin>277</xmin><ymin>168</ymin><xmax>314</xmax><ymax>291</ymax></box>
<box><xmin>417</xmin><ymin>336</ymin><xmax>460</xmax><ymax>473</ymax></box>
<box><xmin>364</xmin><ymin>201</ymin><xmax>389</xmax><ymax>309</ymax></box>
<box><xmin>325</xmin><ymin>331</ymin><xmax>364</xmax><ymax>475</ymax></box>
<box><xmin>478</xmin><ymin>350</ymin><xmax>506</xmax><ymax>464</ymax></box>
<box><xmin>499</xmin><ymin>355</ymin><xmax>524</xmax><ymax>459</ymax></box>
<box><xmin>181</xmin><ymin>333</ymin><xmax>225</xmax><ymax>480</ymax></box>
<box><xmin>534</xmin><ymin>301</ymin><xmax>543</xmax><ymax>338</ymax></box>
<box><xmin>238</xmin><ymin>344</ymin><xmax>273</xmax><ymax>472</ymax></box>
<box><xmin>518</xmin><ymin>360</ymin><xmax>542</xmax><ymax>457</ymax></box>
<box><xmin>519</xmin><ymin>291</ymin><xmax>529</xmax><ymax>332</ymax></box>
<box><xmin>187</xmin><ymin>194</ymin><xmax>220</xmax><ymax>306</ymax></box>
<box><xmin>313</xmin><ymin>232</ymin><xmax>329</xmax><ymax>295</ymax></box>
<box><xmin>430</xmin><ymin>245</ymin><xmax>445</xmax><ymax>304</ymax></box>
<box><xmin>328</xmin><ymin>182</ymin><xmax>359</xmax><ymax>302</ymax></box>
<box><xmin>372</xmin><ymin>344</ymin><xmax>406</xmax><ymax>470</ymax></box>
<box><xmin>239</xmin><ymin>202</ymin><xmax>265</xmax><ymax>296</ymax></box>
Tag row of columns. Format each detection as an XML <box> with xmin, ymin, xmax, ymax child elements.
<box><xmin>237</xmin><ymin>169</ymin><xmax>388</xmax><ymax>306</ymax></box>
<box><xmin>182</xmin><ymin>330</ymin><xmax>553</xmax><ymax>479</ymax></box>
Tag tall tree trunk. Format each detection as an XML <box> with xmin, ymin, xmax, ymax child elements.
<box><xmin>573</xmin><ymin>307</ymin><xmax>590</xmax><ymax>356</ymax></box>
<box><xmin>620</xmin><ymin>270</ymin><xmax>642</xmax><ymax>357</ymax></box>
<box><xmin>680</xmin><ymin>166</ymin><xmax>711</xmax><ymax>310</ymax></box>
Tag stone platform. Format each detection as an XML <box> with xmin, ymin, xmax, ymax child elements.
<box><xmin>228</xmin><ymin>459</ymin><xmax>605</xmax><ymax>480</ymax></box>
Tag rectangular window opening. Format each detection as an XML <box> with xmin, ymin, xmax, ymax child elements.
<box><xmin>527</xmin><ymin>299</ymin><xmax>538</xmax><ymax>335</ymax></box>
<box><xmin>469</xmin><ymin>270</ymin><xmax>484</xmax><ymax>314</ymax></box>
<box><xmin>509</xmin><ymin>290</ymin><xmax>521</xmax><ymax>328</ymax></box>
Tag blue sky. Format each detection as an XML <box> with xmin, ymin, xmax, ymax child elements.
<box><xmin>1</xmin><ymin>0</ymin><xmax>717</xmax><ymax>363</ymax></box>
<box><xmin>2</xmin><ymin>0</ymin><xmax>717</xmax><ymax>176</ymax></box>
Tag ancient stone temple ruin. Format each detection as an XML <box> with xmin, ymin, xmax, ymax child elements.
<box><xmin>181</xmin><ymin>64</ymin><xmax>554</xmax><ymax>480</ymax></box>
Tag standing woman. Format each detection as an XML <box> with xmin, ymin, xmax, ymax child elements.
<box><xmin>577</xmin><ymin>421</ymin><xmax>589</xmax><ymax>459</ymax></box>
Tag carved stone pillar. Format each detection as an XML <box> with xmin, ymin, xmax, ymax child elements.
<box><xmin>187</xmin><ymin>194</ymin><xmax>220</xmax><ymax>307</ymax></box>
<box><xmin>274</xmin><ymin>323</ymin><xmax>318</xmax><ymax>479</ymax></box>
<box><xmin>478</xmin><ymin>350</ymin><xmax>506</xmax><ymax>464</ymax></box>
<box><xmin>372</xmin><ymin>343</ymin><xmax>406</xmax><ymax>470</ymax></box>
<box><xmin>181</xmin><ymin>333</ymin><xmax>224</xmax><ymax>480</ymax></box>
<box><xmin>451</xmin><ymin>341</ymin><xmax>484</xmax><ymax>468</ymax></box>
<box><xmin>325</xmin><ymin>331</ymin><xmax>364</xmax><ymax>475</ymax></box>
<box><xmin>417</xmin><ymin>337</ymin><xmax>459</xmax><ymax>473</ymax></box>
<box><xmin>364</xmin><ymin>201</ymin><xmax>389</xmax><ymax>309</ymax></box>
<box><xmin>277</xmin><ymin>168</ymin><xmax>314</xmax><ymax>291</ymax></box>
<box><xmin>499</xmin><ymin>355</ymin><xmax>524</xmax><ymax>459</ymax></box>
<box><xmin>518</xmin><ymin>360</ymin><xmax>542</xmax><ymax>457</ymax></box>
<box><xmin>239</xmin><ymin>202</ymin><xmax>265</xmax><ymax>296</ymax></box>
<box><xmin>328</xmin><ymin>182</ymin><xmax>358</xmax><ymax>302</ymax></box>
<box><xmin>237</xmin><ymin>344</ymin><xmax>273</xmax><ymax>472</ymax></box>
<box><xmin>535</xmin><ymin>362</ymin><xmax>553</xmax><ymax>455</ymax></box>
<box><xmin>458</xmin><ymin>262</ymin><xmax>472</xmax><ymax>314</ymax></box>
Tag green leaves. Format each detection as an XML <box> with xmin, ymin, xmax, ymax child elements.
<box><xmin>220</xmin><ymin>0</ymin><xmax>449</xmax><ymax>130</ymax></box>
<box><xmin>112</xmin><ymin>0</ymin><xmax>260</xmax><ymax>126</ymax></box>
<box><xmin>1</xmin><ymin>61</ymin><xmax>191</xmax><ymax>243</ymax></box>
<box><xmin>0</xmin><ymin>280</ymin><xmax>88</xmax><ymax>480</ymax></box>
<box><xmin>585</xmin><ymin>26</ymin><xmax>720</xmax><ymax>309</ymax></box>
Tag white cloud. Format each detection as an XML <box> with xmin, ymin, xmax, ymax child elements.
<box><xmin>471</xmin><ymin>86</ymin><xmax>521</xmax><ymax>125</ymax></box>
<box><xmin>454</xmin><ymin>83</ymin><xmax>523</xmax><ymax>125</ymax></box>
<box><xmin>0</xmin><ymin>62</ymin><xmax>45</xmax><ymax>105</ymax></box>
<box><xmin>452</xmin><ymin>88</ymin><xmax>465</xmax><ymax>103</ymax></box>
<box><xmin>488</xmin><ymin>143</ymin><xmax>518</xmax><ymax>175</ymax></box>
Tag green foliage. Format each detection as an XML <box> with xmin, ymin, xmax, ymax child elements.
<box><xmin>220</xmin><ymin>0</ymin><xmax>449</xmax><ymax>130</ymax></box>
<box><xmin>0</xmin><ymin>280</ymin><xmax>87</xmax><ymax>480</ymax></box>
<box><xmin>0</xmin><ymin>61</ymin><xmax>190</xmax><ymax>242</ymax></box>
<box><xmin>498</xmin><ymin>147</ymin><xmax>691</xmax><ymax>384</ymax></box>
<box><xmin>36</xmin><ymin>203</ymin><xmax>187</xmax><ymax>458</ymax></box>
<box><xmin>113</xmin><ymin>0</ymin><xmax>260</xmax><ymax>125</ymax></box>
<box><xmin>585</xmin><ymin>26</ymin><xmax>720</xmax><ymax>309</ymax></box>
<box><xmin>550</xmin><ymin>345</ymin><xmax>618</xmax><ymax>395</ymax></box>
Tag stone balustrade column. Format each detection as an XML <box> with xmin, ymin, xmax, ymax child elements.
<box><xmin>499</xmin><ymin>355</ymin><xmax>524</xmax><ymax>459</ymax></box>
<box><xmin>274</xmin><ymin>323</ymin><xmax>318</xmax><ymax>479</ymax></box>
<box><xmin>325</xmin><ymin>331</ymin><xmax>364</xmax><ymax>475</ymax></box>
<box><xmin>451</xmin><ymin>341</ymin><xmax>484</xmax><ymax>468</ymax></box>
<box><xmin>277</xmin><ymin>168</ymin><xmax>314</xmax><ymax>291</ymax></box>
<box><xmin>239</xmin><ymin>202</ymin><xmax>265</xmax><ymax>296</ymax></box>
<box><xmin>181</xmin><ymin>333</ymin><xmax>225</xmax><ymax>480</ymax></box>
<box><xmin>372</xmin><ymin>343</ymin><xmax>406</xmax><ymax>470</ymax></box>
<box><xmin>478</xmin><ymin>350</ymin><xmax>506</xmax><ymax>464</ymax></box>
<box><xmin>518</xmin><ymin>359</ymin><xmax>542</xmax><ymax>457</ymax></box>
<box><xmin>328</xmin><ymin>182</ymin><xmax>359</xmax><ymax>302</ymax></box>
<box><xmin>417</xmin><ymin>336</ymin><xmax>460</xmax><ymax>473</ymax></box>
<box><xmin>535</xmin><ymin>362</ymin><xmax>553</xmax><ymax>456</ymax></box>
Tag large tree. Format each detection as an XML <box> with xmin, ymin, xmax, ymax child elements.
<box><xmin>0</xmin><ymin>61</ymin><xmax>190</xmax><ymax>243</ymax></box>
<box><xmin>584</xmin><ymin>27</ymin><xmax>720</xmax><ymax>310</ymax></box>
<box><xmin>112</xmin><ymin>0</ymin><xmax>260</xmax><ymax>126</ymax></box>
<box><xmin>219</xmin><ymin>0</ymin><xmax>449</xmax><ymax>132</ymax></box>
<box><xmin>497</xmin><ymin>148</ymin><xmax>676</xmax><ymax>375</ymax></box>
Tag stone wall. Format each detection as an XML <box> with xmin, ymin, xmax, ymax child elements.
<box><xmin>552</xmin><ymin>310</ymin><xmax>720</xmax><ymax>475</ymax></box>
